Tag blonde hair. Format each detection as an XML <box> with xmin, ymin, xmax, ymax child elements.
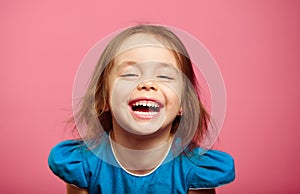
<box><xmin>73</xmin><ymin>24</ymin><xmax>210</xmax><ymax>149</ymax></box>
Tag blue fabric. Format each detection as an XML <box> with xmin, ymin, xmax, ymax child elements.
<box><xmin>48</xmin><ymin>140</ymin><xmax>235</xmax><ymax>193</ymax></box>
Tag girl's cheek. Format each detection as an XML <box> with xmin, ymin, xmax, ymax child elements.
<box><xmin>110</xmin><ymin>79</ymin><xmax>136</xmax><ymax>102</ymax></box>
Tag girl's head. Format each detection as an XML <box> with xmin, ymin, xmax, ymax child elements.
<box><xmin>75</xmin><ymin>24</ymin><xmax>209</xmax><ymax>149</ymax></box>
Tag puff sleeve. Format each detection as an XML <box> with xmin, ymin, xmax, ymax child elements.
<box><xmin>48</xmin><ymin>140</ymin><xmax>88</xmax><ymax>189</ymax></box>
<box><xmin>186</xmin><ymin>148</ymin><xmax>235</xmax><ymax>189</ymax></box>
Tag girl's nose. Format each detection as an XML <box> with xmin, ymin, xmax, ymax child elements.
<box><xmin>137</xmin><ymin>81</ymin><xmax>158</xmax><ymax>91</ymax></box>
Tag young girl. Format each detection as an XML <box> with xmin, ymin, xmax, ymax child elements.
<box><xmin>48</xmin><ymin>25</ymin><xmax>235</xmax><ymax>194</ymax></box>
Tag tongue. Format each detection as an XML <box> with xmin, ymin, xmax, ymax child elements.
<box><xmin>140</xmin><ymin>107</ymin><xmax>150</xmax><ymax>112</ymax></box>
<box><xmin>132</xmin><ymin>105</ymin><xmax>158</xmax><ymax>112</ymax></box>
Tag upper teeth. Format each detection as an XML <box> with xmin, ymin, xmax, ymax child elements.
<box><xmin>132</xmin><ymin>101</ymin><xmax>159</xmax><ymax>108</ymax></box>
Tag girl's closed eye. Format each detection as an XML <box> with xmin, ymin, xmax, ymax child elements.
<box><xmin>157</xmin><ymin>75</ymin><xmax>175</xmax><ymax>81</ymax></box>
<box><xmin>120</xmin><ymin>73</ymin><xmax>139</xmax><ymax>77</ymax></box>
<box><xmin>120</xmin><ymin>73</ymin><xmax>140</xmax><ymax>80</ymax></box>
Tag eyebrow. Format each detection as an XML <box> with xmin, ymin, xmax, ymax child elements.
<box><xmin>115</xmin><ymin>60</ymin><xmax>138</xmax><ymax>73</ymax></box>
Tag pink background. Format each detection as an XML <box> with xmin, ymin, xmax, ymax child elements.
<box><xmin>1</xmin><ymin>0</ymin><xmax>299</xmax><ymax>193</ymax></box>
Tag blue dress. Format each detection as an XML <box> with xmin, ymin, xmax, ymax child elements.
<box><xmin>48</xmin><ymin>140</ymin><xmax>235</xmax><ymax>194</ymax></box>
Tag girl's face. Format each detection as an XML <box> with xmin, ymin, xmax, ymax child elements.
<box><xmin>108</xmin><ymin>34</ymin><xmax>183</xmax><ymax>136</ymax></box>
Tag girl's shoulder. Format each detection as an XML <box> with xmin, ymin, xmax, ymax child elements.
<box><xmin>180</xmin><ymin>147</ymin><xmax>235</xmax><ymax>189</ymax></box>
<box><xmin>48</xmin><ymin>140</ymin><xmax>97</xmax><ymax>189</ymax></box>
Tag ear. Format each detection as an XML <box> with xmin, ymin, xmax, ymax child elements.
<box><xmin>104</xmin><ymin>104</ymin><xmax>110</xmax><ymax>112</ymax></box>
<box><xmin>178</xmin><ymin>107</ymin><xmax>183</xmax><ymax>116</ymax></box>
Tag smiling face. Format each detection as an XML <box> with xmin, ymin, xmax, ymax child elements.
<box><xmin>108</xmin><ymin>34</ymin><xmax>183</xmax><ymax>136</ymax></box>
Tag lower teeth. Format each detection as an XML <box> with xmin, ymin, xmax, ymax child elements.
<box><xmin>134</xmin><ymin>111</ymin><xmax>158</xmax><ymax>117</ymax></box>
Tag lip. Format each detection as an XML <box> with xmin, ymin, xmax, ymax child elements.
<box><xmin>128</xmin><ymin>97</ymin><xmax>164</xmax><ymax>120</ymax></box>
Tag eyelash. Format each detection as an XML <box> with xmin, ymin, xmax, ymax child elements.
<box><xmin>120</xmin><ymin>74</ymin><xmax>174</xmax><ymax>80</ymax></box>
<box><xmin>120</xmin><ymin>74</ymin><xmax>138</xmax><ymax>77</ymax></box>
<box><xmin>157</xmin><ymin>75</ymin><xmax>174</xmax><ymax>80</ymax></box>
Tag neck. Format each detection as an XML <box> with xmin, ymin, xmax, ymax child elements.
<box><xmin>109</xmin><ymin>133</ymin><xmax>172</xmax><ymax>175</ymax></box>
<box><xmin>111</xmin><ymin>124</ymin><xmax>173</xmax><ymax>150</ymax></box>
<box><xmin>110</xmin><ymin>125</ymin><xmax>173</xmax><ymax>175</ymax></box>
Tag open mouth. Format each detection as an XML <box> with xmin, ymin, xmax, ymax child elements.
<box><xmin>129</xmin><ymin>100</ymin><xmax>162</xmax><ymax>119</ymax></box>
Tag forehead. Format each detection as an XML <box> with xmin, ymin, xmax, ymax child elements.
<box><xmin>117</xmin><ymin>33</ymin><xmax>165</xmax><ymax>54</ymax></box>
<box><xmin>115</xmin><ymin>46</ymin><xmax>177</xmax><ymax>67</ymax></box>
<box><xmin>114</xmin><ymin>33</ymin><xmax>178</xmax><ymax>68</ymax></box>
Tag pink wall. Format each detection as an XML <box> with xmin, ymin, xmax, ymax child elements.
<box><xmin>1</xmin><ymin>0</ymin><xmax>299</xmax><ymax>193</ymax></box>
